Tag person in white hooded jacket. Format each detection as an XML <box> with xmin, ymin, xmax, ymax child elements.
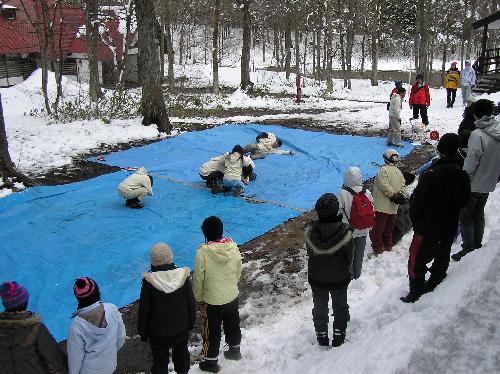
<box><xmin>387</xmin><ymin>87</ymin><xmax>406</xmax><ymax>147</ymax></box>
<box><xmin>118</xmin><ymin>167</ymin><xmax>153</xmax><ymax>209</ymax></box>
<box><xmin>68</xmin><ymin>277</ymin><xmax>126</xmax><ymax>374</ymax></box>
<box><xmin>338</xmin><ymin>167</ymin><xmax>373</xmax><ymax>279</ymax></box>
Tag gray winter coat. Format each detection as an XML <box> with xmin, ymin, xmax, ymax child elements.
<box><xmin>463</xmin><ymin>115</ymin><xmax>500</xmax><ymax>193</ymax></box>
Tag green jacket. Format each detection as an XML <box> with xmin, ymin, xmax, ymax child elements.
<box><xmin>373</xmin><ymin>164</ymin><xmax>408</xmax><ymax>214</ymax></box>
<box><xmin>193</xmin><ymin>238</ymin><xmax>242</xmax><ymax>305</ymax></box>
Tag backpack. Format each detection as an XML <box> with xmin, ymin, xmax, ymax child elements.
<box><xmin>342</xmin><ymin>186</ymin><xmax>375</xmax><ymax>230</ymax></box>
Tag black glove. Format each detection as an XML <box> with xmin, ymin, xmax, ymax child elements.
<box><xmin>390</xmin><ymin>192</ymin><xmax>408</xmax><ymax>205</ymax></box>
<box><xmin>140</xmin><ymin>335</ymin><xmax>148</xmax><ymax>342</ymax></box>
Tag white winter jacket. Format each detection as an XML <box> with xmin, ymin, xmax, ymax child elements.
<box><xmin>224</xmin><ymin>152</ymin><xmax>243</xmax><ymax>181</ymax></box>
<box><xmin>199</xmin><ymin>155</ymin><xmax>225</xmax><ymax>177</ymax></box>
<box><xmin>118</xmin><ymin>167</ymin><xmax>152</xmax><ymax>199</ymax></box>
<box><xmin>461</xmin><ymin>67</ymin><xmax>476</xmax><ymax>86</ymax></box>
<box><xmin>67</xmin><ymin>302</ymin><xmax>126</xmax><ymax>374</ymax></box>
<box><xmin>338</xmin><ymin>167</ymin><xmax>373</xmax><ymax>238</ymax></box>
<box><xmin>388</xmin><ymin>93</ymin><xmax>402</xmax><ymax>119</ymax></box>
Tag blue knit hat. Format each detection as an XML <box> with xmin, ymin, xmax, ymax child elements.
<box><xmin>0</xmin><ymin>281</ymin><xmax>29</xmax><ymax>311</ymax></box>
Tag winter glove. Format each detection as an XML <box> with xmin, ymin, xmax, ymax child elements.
<box><xmin>389</xmin><ymin>192</ymin><xmax>409</xmax><ymax>205</ymax></box>
<box><xmin>140</xmin><ymin>336</ymin><xmax>148</xmax><ymax>342</ymax></box>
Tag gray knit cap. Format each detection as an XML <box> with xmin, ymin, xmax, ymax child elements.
<box><xmin>150</xmin><ymin>242</ymin><xmax>173</xmax><ymax>266</ymax></box>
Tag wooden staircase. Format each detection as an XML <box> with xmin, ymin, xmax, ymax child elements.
<box><xmin>473</xmin><ymin>73</ymin><xmax>500</xmax><ymax>95</ymax></box>
<box><xmin>473</xmin><ymin>48</ymin><xmax>500</xmax><ymax>95</ymax></box>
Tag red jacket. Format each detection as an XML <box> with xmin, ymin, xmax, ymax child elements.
<box><xmin>409</xmin><ymin>83</ymin><xmax>430</xmax><ymax>107</ymax></box>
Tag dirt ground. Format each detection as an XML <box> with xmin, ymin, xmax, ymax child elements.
<box><xmin>9</xmin><ymin>112</ymin><xmax>433</xmax><ymax>373</ymax></box>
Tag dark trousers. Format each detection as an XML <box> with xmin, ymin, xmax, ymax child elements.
<box><xmin>201</xmin><ymin>297</ymin><xmax>241</xmax><ymax>360</ymax></box>
<box><xmin>311</xmin><ymin>286</ymin><xmax>349</xmax><ymax>335</ymax></box>
<box><xmin>460</xmin><ymin>192</ymin><xmax>489</xmax><ymax>251</ymax></box>
<box><xmin>412</xmin><ymin>104</ymin><xmax>429</xmax><ymax>125</ymax></box>
<box><xmin>149</xmin><ymin>331</ymin><xmax>190</xmax><ymax>374</ymax></box>
<box><xmin>200</xmin><ymin>171</ymin><xmax>224</xmax><ymax>188</ymax></box>
<box><xmin>446</xmin><ymin>88</ymin><xmax>457</xmax><ymax>106</ymax></box>
<box><xmin>369</xmin><ymin>212</ymin><xmax>397</xmax><ymax>254</ymax></box>
<box><xmin>407</xmin><ymin>233</ymin><xmax>453</xmax><ymax>291</ymax></box>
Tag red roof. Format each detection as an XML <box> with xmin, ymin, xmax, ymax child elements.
<box><xmin>0</xmin><ymin>17</ymin><xmax>37</xmax><ymax>54</ymax></box>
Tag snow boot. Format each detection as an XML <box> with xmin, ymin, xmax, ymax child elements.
<box><xmin>126</xmin><ymin>198</ymin><xmax>143</xmax><ymax>209</ymax></box>
<box><xmin>425</xmin><ymin>274</ymin><xmax>446</xmax><ymax>293</ymax></box>
<box><xmin>451</xmin><ymin>248</ymin><xmax>473</xmax><ymax>261</ymax></box>
<box><xmin>224</xmin><ymin>346</ymin><xmax>242</xmax><ymax>360</ymax></box>
<box><xmin>400</xmin><ymin>278</ymin><xmax>425</xmax><ymax>303</ymax></box>
<box><xmin>199</xmin><ymin>360</ymin><xmax>220</xmax><ymax>373</ymax></box>
<box><xmin>316</xmin><ymin>331</ymin><xmax>329</xmax><ymax>347</ymax></box>
<box><xmin>332</xmin><ymin>329</ymin><xmax>345</xmax><ymax>347</ymax></box>
<box><xmin>211</xmin><ymin>183</ymin><xmax>225</xmax><ymax>194</ymax></box>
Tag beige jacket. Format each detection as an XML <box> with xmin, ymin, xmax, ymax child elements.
<box><xmin>372</xmin><ymin>164</ymin><xmax>408</xmax><ymax>214</ymax></box>
<box><xmin>224</xmin><ymin>152</ymin><xmax>243</xmax><ymax>181</ymax></box>
<box><xmin>118</xmin><ymin>167</ymin><xmax>152</xmax><ymax>199</ymax></box>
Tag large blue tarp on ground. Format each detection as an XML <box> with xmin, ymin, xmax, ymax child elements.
<box><xmin>1</xmin><ymin>124</ymin><xmax>413</xmax><ymax>341</ymax></box>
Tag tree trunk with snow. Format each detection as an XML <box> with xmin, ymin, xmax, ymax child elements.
<box><xmin>212</xmin><ymin>0</ymin><xmax>220</xmax><ymax>95</ymax></box>
<box><xmin>240</xmin><ymin>0</ymin><xmax>252</xmax><ymax>90</ymax></box>
<box><xmin>370</xmin><ymin>0</ymin><xmax>381</xmax><ymax>86</ymax></box>
<box><xmin>284</xmin><ymin>0</ymin><xmax>292</xmax><ymax>81</ymax></box>
<box><xmin>165</xmin><ymin>2</ymin><xmax>175</xmax><ymax>92</ymax></box>
<box><xmin>135</xmin><ymin>0</ymin><xmax>171</xmax><ymax>133</ymax></box>
<box><xmin>85</xmin><ymin>0</ymin><xmax>102</xmax><ymax>105</ymax></box>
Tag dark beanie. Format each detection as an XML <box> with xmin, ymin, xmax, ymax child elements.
<box><xmin>202</xmin><ymin>216</ymin><xmax>223</xmax><ymax>242</ymax></box>
<box><xmin>437</xmin><ymin>133</ymin><xmax>460</xmax><ymax>158</ymax></box>
<box><xmin>315</xmin><ymin>193</ymin><xmax>340</xmax><ymax>221</ymax></box>
<box><xmin>73</xmin><ymin>277</ymin><xmax>100</xmax><ymax>309</ymax></box>
<box><xmin>416</xmin><ymin>73</ymin><xmax>423</xmax><ymax>80</ymax></box>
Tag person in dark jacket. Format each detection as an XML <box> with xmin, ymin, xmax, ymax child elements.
<box><xmin>401</xmin><ymin>134</ymin><xmax>470</xmax><ymax>303</ymax></box>
<box><xmin>392</xmin><ymin>171</ymin><xmax>416</xmax><ymax>245</ymax></box>
<box><xmin>138</xmin><ymin>243</ymin><xmax>196</xmax><ymax>374</ymax></box>
<box><xmin>305</xmin><ymin>193</ymin><xmax>354</xmax><ymax>347</ymax></box>
<box><xmin>0</xmin><ymin>281</ymin><xmax>67</xmax><ymax>374</ymax></box>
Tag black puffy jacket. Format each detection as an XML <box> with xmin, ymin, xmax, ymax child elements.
<box><xmin>305</xmin><ymin>221</ymin><xmax>354</xmax><ymax>290</ymax></box>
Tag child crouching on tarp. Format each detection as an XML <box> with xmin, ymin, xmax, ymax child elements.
<box><xmin>200</xmin><ymin>153</ymin><xmax>255</xmax><ymax>189</ymax></box>
<box><xmin>118</xmin><ymin>166</ymin><xmax>153</xmax><ymax>209</ymax></box>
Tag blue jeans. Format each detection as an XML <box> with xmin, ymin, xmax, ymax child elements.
<box><xmin>352</xmin><ymin>236</ymin><xmax>367</xmax><ymax>280</ymax></box>
<box><xmin>223</xmin><ymin>178</ymin><xmax>244</xmax><ymax>191</ymax></box>
<box><xmin>460</xmin><ymin>192</ymin><xmax>489</xmax><ymax>250</ymax></box>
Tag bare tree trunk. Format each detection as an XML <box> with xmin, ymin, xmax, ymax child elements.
<box><xmin>316</xmin><ymin>28</ymin><xmax>321</xmax><ymax>80</ymax></box>
<box><xmin>135</xmin><ymin>0</ymin><xmax>171</xmax><ymax>133</ymax></box>
<box><xmin>465</xmin><ymin>0</ymin><xmax>477</xmax><ymax>60</ymax></box>
<box><xmin>165</xmin><ymin>2</ymin><xmax>175</xmax><ymax>92</ymax></box>
<box><xmin>416</xmin><ymin>0</ymin><xmax>429</xmax><ymax>80</ymax></box>
<box><xmin>262</xmin><ymin>29</ymin><xmax>266</xmax><ymax>63</ymax></box>
<box><xmin>273</xmin><ymin>23</ymin><xmax>279</xmax><ymax>64</ymax></box>
<box><xmin>284</xmin><ymin>0</ymin><xmax>292</xmax><ymax>80</ymax></box>
<box><xmin>303</xmin><ymin>32</ymin><xmax>308</xmax><ymax>76</ymax></box>
<box><xmin>85</xmin><ymin>0</ymin><xmax>102</xmax><ymax>105</ymax></box>
<box><xmin>159</xmin><ymin>12</ymin><xmax>165</xmax><ymax>83</ymax></box>
<box><xmin>340</xmin><ymin>33</ymin><xmax>347</xmax><ymax>87</ymax></box>
<box><xmin>325</xmin><ymin>1</ymin><xmax>333</xmax><ymax>91</ymax></box>
<box><xmin>240</xmin><ymin>0</ymin><xmax>252</xmax><ymax>90</ymax></box>
<box><xmin>212</xmin><ymin>0</ymin><xmax>220</xmax><ymax>95</ymax></box>
<box><xmin>312</xmin><ymin>31</ymin><xmax>316</xmax><ymax>81</ymax></box>
<box><xmin>294</xmin><ymin>30</ymin><xmax>300</xmax><ymax>73</ymax></box>
<box><xmin>360</xmin><ymin>33</ymin><xmax>366</xmax><ymax>72</ymax></box>
<box><xmin>43</xmin><ymin>0</ymin><xmax>62</xmax><ymax>113</ymax></box>
<box><xmin>441</xmin><ymin>39</ymin><xmax>447</xmax><ymax>86</ymax></box>
<box><xmin>370</xmin><ymin>0</ymin><xmax>381</xmax><ymax>86</ymax></box>
<box><xmin>179</xmin><ymin>24</ymin><xmax>185</xmax><ymax>64</ymax></box>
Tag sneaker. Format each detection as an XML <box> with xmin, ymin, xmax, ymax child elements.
<box><xmin>199</xmin><ymin>360</ymin><xmax>221</xmax><ymax>373</ymax></box>
<box><xmin>332</xmin><ymin>329</ymin><xmax>345</xmax><ymax>347</ymax></box>
<box><xmin>126</xmin><ymin>198</ymin><xmax>143</xmax><ymax>209</ymax></box>
<box><xmin>224</xmin><ymin>346</ymin><xmax>242</xmax><ymax>360</ymax></box>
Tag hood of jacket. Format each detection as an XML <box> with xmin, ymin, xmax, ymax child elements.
<box><xmin>74</xmin><ymin>302</ymin><xmax>108</xmax><ymax>329</ymax></box>
<box><xmin>136</xmin><ymin>167</ymin><xmax>147</xmax><ymax>175</ymax></box>
<box><xmin>200</xmin><ymin>238</ymin><xmax>238</xmax><ymax>263</ymax></box>
<box><xmin>305</xmin><ymin>221</ymin><xmax>352</xmax><ymax>255</ymax></box>
<box><xmin>474</xmin><ymin>116</ymin><xmax>500</xmax><ymax>140</ymax></box>
<box><xmin>343</xmin><ymin>167</ymin><xmax>362</xmax><ymax>188</ymax></box>
<box><xmin>0</xmin><ymin>311</ymin><xmax>40</xmax><ymax>348</ymax></box>
<box><xmin>142</xmin><ymin>267</ymin><xmax>190</xmax><ymax>294</ymax></box>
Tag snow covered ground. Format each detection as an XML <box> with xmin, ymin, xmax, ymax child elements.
<box><xmin>1</xmin><ymin>65</ymin><xmax>500</xmax><ymax>374</ymax></box>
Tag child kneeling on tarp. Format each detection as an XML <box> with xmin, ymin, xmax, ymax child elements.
<box><xmin>118</xmin><ymin>167</ymin><xmax>153</xmax><ymax>209</ymax></box>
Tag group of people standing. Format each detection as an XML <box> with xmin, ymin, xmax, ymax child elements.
<box><xmin>444</xmin><ymin>60</ymin><xmax>477</xmax><ymax>108</ymax></box>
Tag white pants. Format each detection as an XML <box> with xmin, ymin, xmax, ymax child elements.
<box><xmin>387</xmin><ymin>116</ymin><xmax>401</xmax><ymax>146</ymax></box>
<box><xmin>461</xmin><ymin>85</ymin><xmax>472</xmax><ymax>105</ymax></box>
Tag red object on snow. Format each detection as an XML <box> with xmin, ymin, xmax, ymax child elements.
<box><xmin>295</xmin><ymin>73</ymin><xmax>302</xmax><ymax>103</ymax></box>
<box><xmin>430</xmin><ymin>130</ymin><xmax>440</xmax><ymax>141</ymax></box>
<box><xmin>96</xmin><ymin>155</ymin><xmax>106</xmax><ymax>161</ymax></box>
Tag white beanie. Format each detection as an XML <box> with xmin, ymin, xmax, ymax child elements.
<box><xmin>243</xmin><ymin>155</ymin><xmax>254</xmax><ymax>168</ymax></box>
<box><xmin>383</xmin><ymin>149</ymin><xmax>399</xmax><ymax>163</ymax></box>
<box><xmin>137</xmin><ymin>167</ymin><xmax>147</xmax><ymax>175</ymax></box>
<box><xmin>150</xmin><ymin>243</ymin><xmax>173</xmax><ymax>266</ymax></box>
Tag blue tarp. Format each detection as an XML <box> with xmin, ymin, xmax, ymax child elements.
<box><xmin>0</xmin><ymin>124</ymin><xmax>413</xmax><ymax>341</ymax></box>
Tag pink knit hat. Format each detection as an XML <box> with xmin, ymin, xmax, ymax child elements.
<box><xmin>0</xmin><ymin>281</ymin><xmax>29</xmax><ymax>311</ymax></box>
<box><xmin>73</xmin><ymin>277</ymin><xmax>99</xmax><ymax>304</ymax></box>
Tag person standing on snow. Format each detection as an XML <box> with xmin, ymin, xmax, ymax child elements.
<box><xmin>305</xmin><ymin>193</ymin><xmax>354</xmax><ymax>347</ymax></box>
<box><xmin>0</xmin><ymin>281</ymin><xmax>68</xmax><ymax>374</ymax></box>
<box><xmin>460</xmin><ymin>60</ymin><xmax>476</xmax><ymax>106</ymax></box>
<box><xmin>194</xmin><ymin>216</ymin><xmax>242</xmax><ymax>373</ymax></box>
<box><xmin>387</xmin><ymin>87</ymin><xmax>406</xmax><ymax>147</ymax></box>
<box><xmin>409</xmin><ymin>73</ymin><xmax>431</xmax><ymax>127</ymax></box>
<box><xmin>444</xmin><ymin>61</ymin><xmax>460</xmax><ymax>108</ymax></box>
<box><xmin>400</xmin><ymin>134</ymin><xmax>470</xmax><ymax>303</ymax></box>
<box><xmin>118</xmin><ymin>167</ymin><xmax>153</xmax><ymax>209</ymax></box>
<box><xmin>67</xmin><ymin>277</ymin><xmax>126</xmax><ymax>374</ymax></box>
<box><xmin>138</xmin><ymin>243</ymin><xmax>196</xmax><ymax>374</ymax></box>
<box><xmin>369</xmin><ymin>149</ymin><xmax>409</xmax><ymax>257</ymax></box>
<box><xmin>452</xmin><ymin>99</ymin><xmax>500</xmax><ymax>261</ymax></box>
<box><xmin>338</xmin><ymin>167</ymin><xmax>373</xmax><ymax>280</ymax></box>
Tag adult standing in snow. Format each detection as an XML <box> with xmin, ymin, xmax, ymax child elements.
<box><xmin>401</xmin><ymin>134</ymin><xmax>470</xmax><ymax>303</ymax></box>
<box><xmin>118</xmin><ymin>167</ymin><xmax>153</xmax><ymax>209</ymax></box>
<box><xmin>138</xmin><ymin>243</ymin><xmax>196</xmax><ymax>374</ymax></box>
<box><xmin>387</xmin><ymin>87</ymin><xmax>406</xmax><ymax>147</ymax></box>
<box><xmin>452</xmin><ymin>99</ymin><xmax>500</xmax><ymax>261</ymax></box>
<box><xmin>305</xmin><ymin>193</ymin><xmax>354</xmax><ymax>347</ymax></box>
<box><xmin>67</xmin><ymin>277</ymin><xmax>126</xmax><ymax>374</ymax></box>
<box><xmin>194</xmin><ymin>216</ymin><xmax>242</xmax><ymax>373</ymax></box>
<box><xmin>409</xmin><ymin>74</ymin><xmax>431</xmax><ymax>127</ymax></box>
<box><xmin>460</xmin><ymin>60</ymin><xmax>476</xmax><ymax>106</ymax></box>
<box><xmin>0</xmin><ymin>281</ymin><xmax>68</xmax><ymax>374</ymax></box>
<box><xmin>338</xmin><ymin>167</ymin><xmax>373</xmax><ymax>280</ymax></box>
<box><xmin>369</xmin><ymin>150</ymin><xmax>408</xmax><ymax>257</ymax></box>
<box><xmin>444</xmin><ymin>62</ymin><xmax>460</xmax><ymax>108</ymax></box>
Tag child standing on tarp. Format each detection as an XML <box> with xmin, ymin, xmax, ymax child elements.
<box><xmin>243</xmin><ymin>132</ymin><xmax>293</xmax><ymax>160</ymax></box>
<box><xmin>305</xmin><ymin>193</ymin><xmax>354</xmax><ymax>348</ymax></box>
<box><xmin>338</xmin><ymin>167</ymin><xmax>374</xmax><ymax>280</ymax></box>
